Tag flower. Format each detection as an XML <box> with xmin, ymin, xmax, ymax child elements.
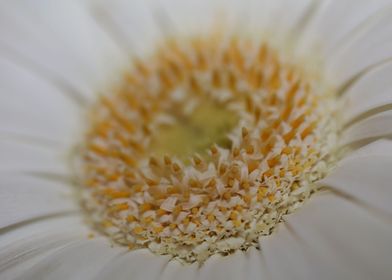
<box><xmin>1</xmin><ymin>0</ymin><xmax>392</xmax><ymax>279</ymax></box>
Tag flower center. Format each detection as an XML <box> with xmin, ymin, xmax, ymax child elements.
<box><xmin>149</xmin><ymin>100</ymin><xmax>238</xmax><ymax>161</ymax></box>
<box><xmin>78</xmin><ymin>34</ymin><xmax>337</xmax><ymax>264</ymax></box>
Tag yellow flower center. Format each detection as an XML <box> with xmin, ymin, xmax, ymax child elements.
<box><xmin>78</xmin><ymin>33</ymin><xmax>337</xmax><ymax>263</ymax></box>
<box><xmin>149</xmin><ymin>100</ymin><xmax>238</xmax><ymax>161</ymax></box>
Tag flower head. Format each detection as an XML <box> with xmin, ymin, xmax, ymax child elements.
<box><xmin>1</xmin><ymin>0</ymin><xmax>392</xmax><ymax>279</ymax></box>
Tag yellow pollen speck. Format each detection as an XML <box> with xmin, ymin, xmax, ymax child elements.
<box><xmin>142</xmin><ymin>216</ymin><xmax>154</xmax><ymax>224</ymax></box>
<box><xmin>133</xmin><ymin>226</ymin><xmax>144</xmax><ymax>235</ymax></box>
<box><xmin>126</xmin><ymin>215</ymin><xmax>137</xmax><ymax>223</ymax></box>
<box><xmin>139</xmin><ymin>203</ymin><xmax>153</xmax><ymax>212</ymax></box>
<box><xmin>207</xmin><ymin>214</ymin><xmax>215</xmax><ymax>222</ymax></box>
<box><xmin>153</xmin><ymin>225</ymin><xmax>164</xmax><ymax>234</ymax></box>
<box><xmin>267</xmin><ymin>193</ymin><xmax>275</xmax><ymax>202</ymax></box>
<box><xmin>109</xmin><ymin>203</ymin><xmax>129</xmax><ymax>212</ymax></box>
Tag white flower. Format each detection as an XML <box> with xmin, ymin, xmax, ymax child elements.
<box><xmin>1</xmin><ymin>0</ymin><xmax>392</xmax><ymax>279</ymax></box>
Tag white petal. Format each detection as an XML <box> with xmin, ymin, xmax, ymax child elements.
<box><xmin>216</xmin><ymin>0</ymin><xmax>311</xmax><ymax>38</ymax></box>
<box><xmin>15</xmin><ymin>238</ymin><xmax>125</xmax><ymax>280</ymax></box>
<box><xmin>248</xmin><ymin>0</ymin><xmax>314</xmax><ymax>44</ymax></box>
<box><xmin>296</xmin><ymin>0</ymin><xmax>392</xmax><ymax>60</ymax></box>
<box><xmin>94</xmin><ymin>0</ymin><xmax>162</xmax><ymax>57</ymax></box>
<box><xmin>263</xmin><ymin>0</ymin><xmax>315</xmax><ymax>43</ymax></box>
<box><xmin>261</xmin><ymin>224</ymin><xmax>313</xmax><ymax>280</ymax></box>
<box><xmin>0</xmin><ymin>57</ymin><xmax>81</xmax><ymax>146</ymax></box>
<box><xmin>0</xmin><ymin>139</ymin><xmax>70</xmax><ymax>175</ymax></box>
<box><xmin>340</xmin><ymin>110</ymin><xmax>392</xmax><ymax>147</ymax></box>
<box><xmin>245</xmin><ymin>248</ymin><xmax>270</xmax><ymax>280</ymax></box>
<box><xmin>22</xmin><ymin>0</ymin><xmax>127</xmax><ymax>90</ymax></box>
<box><xmin>0</xmin><ymin>174</ymin><xmax>77</xmax><ymax>229</ymax></box>
<box><xmin>319</xmin><ymin>141</ymin><xmax>392</xmax><ymax>216</ymax></box>
<box><xmin>160</xmin><ymin>260</ymin><xmax>198</xmax><ymax>280</ymax></box>
<box><xmin>1</xmin><ymin>246</ymin><xmax>71</xmax><ymax>280</ymax></box>
<box><xmin>92</xmin><ymin>249</ymin><xmax>170</xmax><ymax>280</ymax></box>
<box><xmin>0</xmin><ymin>0</ymin><xmax>126</xmax><ymax>102</ymax></box>
<box><xmin>198</xmin><ymin>251</ymin><xmax>246</xmax><ymax>280</ymax></box>
<box><xmin>342</xmin><ymin>139</ymin><xmax>392</xmax><ymax>160</ymax></box>
<box><xmin>158</xmin><ymin>0</ymin><xmax>219</xmax><ymax>36</ymax></box>
<box><xmin>246</xmin><ymin>0</ymin><xmax>276</xmax><ymax>33</ymax></box>
<box><xmin>0</xmin><ymin>216</ymin><xmax>87</xmax><ymax>249</ymax></box>
<box><xmin>285</xmin><ymin>192</ymin><xmax>392</xmax><ymax>280</ymax></box>
<box><xmin>261</xmin><ymin>219</ymin><xmax>356</xmax><ymax>280</ymax></box>
<box><xmin>325</xmin><ymin>7</ymin><xmax>392</xmax><ymax>87</ymax></box>
<box><xmin>340</xmin><ymin>61</ymin><xmax>392</xmax><ymax>124</ymax></box>
<box><xmin>0</xmin><ymin>216</ymin><xmax>88</xmax><ymax>280</ymax></box>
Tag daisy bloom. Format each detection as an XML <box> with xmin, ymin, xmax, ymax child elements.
<box><xmin>1</xmin><ymin>0</ymin><xmax>392</xmax><ymax>279</ymax></box>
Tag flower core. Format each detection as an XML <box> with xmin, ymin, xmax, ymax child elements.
<box><xmin>79</xmin><ymin>34</ymin><xmax>337</xmax><ymax>263</ymax></box>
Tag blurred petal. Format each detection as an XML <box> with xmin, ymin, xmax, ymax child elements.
<box><xmin>92</xmin><ymin>249</ymin><xmax>170</xmax><ymax>280</ymax></box>
<box><xmin>15</xmin><ymin>238</ymin><xmax>125</xmax><ymax>280</ymax></box>
<box><xmin>157</xmin><ymin>0</ymin><xmax>219</xmax><ymax>36</ymax></box>
<box><xmin>343</xmin><ymin>139</ymin><xmax>392</xmax><ymax>160</ymax></box>
<box><xmin>284</xmin><ymin>192</ymin><xmax>392</xmax><ymax>280</ymax></box>
<box><xmin>93</xmin><ymin>0</ymin><xmax>163</xmax><ymax>57</ymax></box>
<box><xmin>261</xmin><ymin>224</ymin><xmax>313</xmax><ymax>280</ymax></box>
<box><xmin>214</xmin><ymin>0</ymin><xmax>310</xmax><ymax>37</ymax></box>
<box><xmin>0</xmin><ymin>57</ymin><xmax>80</xmax><ymax>146</ymax></box>
<box><xmin>0</xmin><ymin>174</ymin><xmax>77</xmax><ymax>229</ymax></box>
<box><xmin>160</xmin><ymin>260</ymin><xmax>198</xmax><ymax>280</ymax></box>
<box><xmin>248</xmin><ymin>0</ymin><xmax>315</xmax><ymax>44</ymax></box>
<box><xmin>96</xmin><ymin>0</ymin><xmax>314</xmax><ymax>54</ymax></box>
<box><xmin>0</xmin><ymin>216</ymin><xmax>88</xmax><ymax>280</ymax></box>
<box><xmin>340</xmin><ymin>61</ymin><xmax>392</xmax><ymax>124</ymax></box>
<box><xmin>0</xmin><ymin>0</ymin><xmax>126</xmax><ymax>103</ymax></box>
<box><xmin>0</xmin><ymin>216</ymin><xmax>86</xmax><ymax>249</ymax></box>
<box><xmin>296</xmin><ymin>0</ymin><xmax>392</xmax><ymax>59</ymax></box>
<box><xmin>340</xmin><ymin>111</ymin><xmax>392</xmax><ymax>146</ymax></box>
<box><xmin>0</xmin><ymin>139</ymin><xmax>69</xmax><ymax>175</ymax></box>
<box><xmin>198</xmin><ymin>251</ymin><xmax>246</xmax><ymax>280</ymax></box>
<box><xmin>326</xmin><ymin>7</ymin><xmax>392</xmax><ymax>87</ymax></box>
<box><xmin>319</xmin><ymin>140</ymin><xmax>392</xmax><ymax>216</ymax></box>
<box><xmin>258</xmin><ymin>0</ymin><xmax>315</xmax><ymax>43</ymax></box>
<box><xmin>245</xmin><ymin>248</ymin><xmax>270</xmax><ymax>280</ymax></box>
